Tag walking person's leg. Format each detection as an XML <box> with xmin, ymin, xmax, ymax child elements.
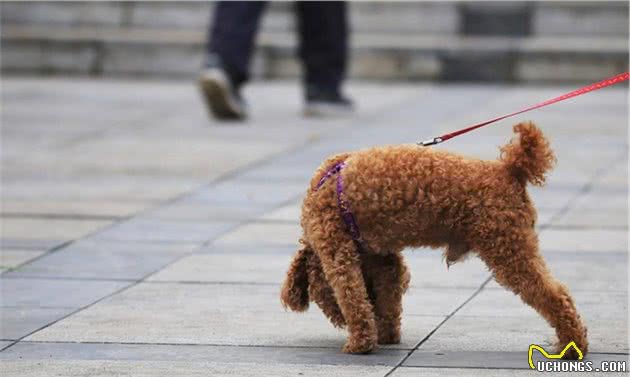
<box><xmin>296</xmin><ymin>1</ymin><xmax>353</xmax><ymax>116</ymax></box>
<box><xmin>200</xmin><ymin>1</ymin><xmax>267</xmax><ymax>120</ymax></box>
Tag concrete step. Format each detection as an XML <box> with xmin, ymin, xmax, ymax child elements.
<box><xmin>532</xmin><ymin>1</ymin><xmax>629</xmax><ymax>37</ymax></box>
<box><xmin>1</xmin><ymin>1</ymin><xmax>627</xmax><ymax>37</ymax></box>
<box><xmin>0</xmin><ymin>2</ymin><xmax>459</xmax><ymax>35</ymax></box>
<box><xmin>1</xmin><ymin>24</ymin><xmax>627</xmax><ymax>83</ymax></box>
<box><xmin>459</xmin><ymin>1</ymin><xmax>629</xmax><ymax>37</ymax></box>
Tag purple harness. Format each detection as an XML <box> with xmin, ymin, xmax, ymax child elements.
<box><xmin>315</xmin><ymin>161</ymin><xmax>364</xmax><ymax>252</ymax></box>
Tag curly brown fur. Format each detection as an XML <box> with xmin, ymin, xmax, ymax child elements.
<box><xmin>500</xmin><ymin>122</ymin><xmax>556</xmax><ymax>186</ymax></box>
<box><xmin>281</xmin><ymin>243</ymin><xmax>411</xmax><ymax>338</ymax></box>
<box><xmin>280</xmin><ymin>243</ymin><xmax>310</xmax><ymax>312</ymax></box>
<box><xmin>281</xmin><ymin>121</ymin><xmax>587</xmax><ymax>356</ymax></box>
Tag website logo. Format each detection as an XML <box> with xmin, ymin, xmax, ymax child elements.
<box><xmin>528</xmin><ymin>341</ymin><xmax>583</xmax><ymax>369</ymax></box>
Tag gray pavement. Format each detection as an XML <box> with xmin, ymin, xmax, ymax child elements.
<box><xmin>1</xmin><ymin>77</ymin><xmax>628</xmax><ymax>376</ymax></box>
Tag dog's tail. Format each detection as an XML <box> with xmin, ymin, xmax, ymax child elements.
<box><xmin>280</xmin><ymin>243</ymin><xmax>311</xmax><ymax>312</ymax></box>
<box><xmin>500</xmin><ymin>122</ymin><xmax>556</xmax><ymax>186</ymax></box>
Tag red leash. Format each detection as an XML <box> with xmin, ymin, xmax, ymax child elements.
<box><xmin>419</xmin><ymin>72</ymin><xmax>629</xmax><ymax>146</ymax></box>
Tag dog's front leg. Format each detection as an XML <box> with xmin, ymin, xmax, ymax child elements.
<box><xmin>310</xmin><ymin>231</ymin><xmax>377</xmax><ymax>353</ymax></box>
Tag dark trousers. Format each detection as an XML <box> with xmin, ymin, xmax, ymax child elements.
<box><xmin>208</xmin><ymin>1</ymin><xmax>348</xmax><ymax>91</ymax></box>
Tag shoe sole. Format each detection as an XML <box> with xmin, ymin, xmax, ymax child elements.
<box><xmin>198</xmin><ymin>71</ymin><xmax>246</xmax><ymax>120</ymax></box>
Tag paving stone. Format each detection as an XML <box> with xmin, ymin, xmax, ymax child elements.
<box><xmin>420</xmin><ymin>285</ymin><xmax>629</xmax><ymax>353</ymax></box>
<box><xmin>186</xmin><ymin>180</ymin><xmax>306</xmax><ymax>206</ymax></box>
<box><xmin>403</xmin><ymin>350</ymin><xmax>629</xmax><ymax>371</ymax></box>
<box><xmin>0</xmin><ymin>198</ymin><xmax>152</xmax><ymax>218</ymax></box>
<box><xmin>1</xmin><ymin>341</ymin><xmax>406</xmax><ymax>367</ymax></box>
<box><xmin>539</xmin><ymin>229</ymin><xmax>627</xmax><ymax>253</ymax></box>
<box><xmin>596</xmin><ymin>164</ymin><xmax>629</xmax><ymax>188</ymax></box>
<box><xmin>197</xmin><ymin>243</ymin><xmax>298</xmax><ymax>256</ymax></box>
<box><xmin>0</xmin><ymin>341</ymin><xmax>12</xmax><ymax>349</ymax></box>
<box><xmin>405</xmin><ymin>251</ymin><xmax>490</xmax><ymax>289</ymax></box>
<box><xmin>5</xmin><ymin>241</ymin><xmax>200</xmax><ymax>280</ymax></box>
<box><xmin>403</xmin><ymin>287</ymin><xmax>479</xmax><ymax>317</ymax></box>
<box><xmin>1</xmin><ymin>77</ymin><xmax>627</xmax><ymax>373</ymax></box>
<box><xmin>399</xmin><ymin>366</ymin><xmax>628</xmax><ymax>377</ymax></box>
<box><xmin>0</xmin><ymin>249</ymin><xmax>47</xmax><ymax>271</ymax></box>
<box><xmin>0</xmin><ymin>80</ymin><xmax>324</xmax><ymax>238</ymax></box>
<box><xmin>0</xmin><ymin>176</ymin><xmax>202</xmax><ymax>202</ymax></box>
<box><xmin>0</xmin><ymin>278</ymin><xmax>128</xmax><ymax>308</ymax></box>
<box><xmin>89</xmin><ymin>219</ymin><xmax>236</xmax><ymax>243</ymax></box>
<box><xmin>212</xmin><ymin>222</ymin><xmax>302</xmax><ymax>247</ymax></box>
<box><xmin>0</xmin><ymin>307</ymin><xmax>70</xmax><ymax>339</ymax></box>
<box><xmin>235</xmin><ymin>145</ymin><xmax>349</xmax><ymax>182</ymax></box>
<box><xmin>47</xmin><ymin>136</ymin><xmax>282</xmax><ymax>183</ymax></box>
<box><xmin>426</xmin><ymin>289</ymin><xmax>629</xmax><ymax>353</ymax></box>
<box><xmin>150</xmin><ymin>245</ymin><xmax>490</xmax><ymax>290</ymax></box>
<box><xmin>144</xmin><ymin>201</ymin><xmax>271</xmax><ymax>222</ymax></box>
<box><xmin>553</xmin><ymin>208</ymin><xmax>627</xmax><ymax>228</ymax></box>
<box><xmin>0</xmin><ymin>360</ymin><xmax>392</xmax><ymax>377</ymax></box>
<box><xmin>487</xmin><ymin>251</ymin><xmax>627</xmax><ymax>292</ymax></box>
<box><xmin>0</xmin><ymin>218</ymin><xmax>110</xmax><ymax>242</ymax></box>
<box><xmin>527</xmin><ymin>189</ymin><xmax>576</xmax><ymax>211</ymax></box>
<box><xmin>460</xmin><ymin>287</ymin><xmax>628</xmax><ymax>320</ymax></box>
<box><xmin>384</xmin><ymin>367</ymin><xmax>568</xmax><ymax>377</ymax></box>
<box><xmin>147</xmin><ymin>250</ymin><xmax>295</xmax><ymax>284</ymax></box>
<box><xmin>237</xmin><ymin>163</ymin><xmax>316</xmax><ymax>182</ymax></box>
<box><xmin>536</xmin><ymin>210</ymin><xmax>556</xmax><ymax>227</ymax></box>
<box><xmin>418</xmin><ymin>314</ymin><xmax>560</xmax><ymax>353</ymax></box>
<box><xmin>541</xmin><ymin>180</ymin><xmax>590</xmax><ymax>192</ymax></box>
<box><xmin>26</xmin><ymin>282</ymin><xmax>455</xmax><ymax>349</ymax></box>
<box><xmin>571</xmin><ymin>191</ymin><xmax>628</xmax><ymax>211</ymax></box>
<box><xmin>587</xmin><ymin>181</ymin><xmax>628</xmax><ymax>195</ymax></box>
<box><xmin>260</xmin><ymin>203</ymin><xmax>301</xmax><ymax>223</ymax></box>
<box><xmin>0</xmin><ymin>238</ymin><xmax>65</xmax><ymax>251</ymax></box>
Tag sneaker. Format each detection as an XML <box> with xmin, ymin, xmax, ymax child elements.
<box><xmin>198</xmin><ymin>57</ymin><xmax>247</xmax><ymax>120</ymax></box>
<box><xmin>304</xmin><ymin>85</ymin><xmax>354</xmax><ymax>117</ymax></box>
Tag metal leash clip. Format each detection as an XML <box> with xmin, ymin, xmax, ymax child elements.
<box><xmin>417</xmin><ymin>137</ymin><xmax>443</xmax><ymax>147</ymax></box>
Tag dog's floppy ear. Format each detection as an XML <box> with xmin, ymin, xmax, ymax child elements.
<box><xmin>500</xmin><ymin>122</ymin><xmax>556</xmax><ymax>186</ymax></box>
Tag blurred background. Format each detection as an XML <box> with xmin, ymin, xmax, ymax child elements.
<box><xmin>1</xmin><ymin>1</ymin><xmax>628</xmax><ymax>82</ymax></box>
<box><xmin>0</xmin><ymin>3</ymin><xmax>628</xmax><ymax>376</ymax></box>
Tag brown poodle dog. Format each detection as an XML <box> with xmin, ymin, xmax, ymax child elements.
<box><xmin>280</xmin><ymin>122</ymin><xmax>587</xmax><ymax>358</ymax></box>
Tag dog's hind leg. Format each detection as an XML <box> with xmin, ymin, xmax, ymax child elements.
<box><xmin>307</xmin><ymin>220</ymin><xmax>377</xmax><ymax>353</ymax></box>
<box><xmin>306</xmin><ymin>251</ymin><xmax>346</xmax><ymax>328</ymax></box>
<box><xmin>476</xmin><ymin>229</ymin><xmax>588</xmax><ymax>359</ymax></box>
<box><xmin>363</xmin><ymin>253</ymin><xmax>409</xmax><ymax>344</ymax></box>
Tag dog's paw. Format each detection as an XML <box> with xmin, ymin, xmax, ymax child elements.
<box><xmin>558</xmin><ymin>327</ymin><xmax>588</xmax><ymax>360</ymax></box>
<box><xmin>560</xmin><ymin>344</ymin><xmax>582</xmax><ymax>360</ymax></box>
<box><xmin>557</xmin><ymin>339</ymin><xmax>588</xmax><ymax>360</ymax></box>
<box><xmin>342</xmin><ymin>337</ymin><xmax>377</xmax><ymax>354</ymax></box>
